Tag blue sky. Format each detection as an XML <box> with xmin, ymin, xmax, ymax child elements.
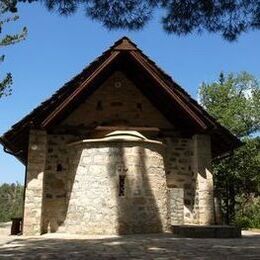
<box><xmin>0</xmin><ymin>2</ymin><xmax>259</xmax><ymax>184</ymax></box>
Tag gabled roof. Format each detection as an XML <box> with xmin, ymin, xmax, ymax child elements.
<box><xmin>0</xmin><ymin>37</ymin><xmax>241</xmax><ymax>164</ymax></box>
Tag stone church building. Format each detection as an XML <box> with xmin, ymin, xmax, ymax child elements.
<box><xmin>1</xmin><ymin>37</ymin><xmax>240</xmax><ymax>236</ymax></box>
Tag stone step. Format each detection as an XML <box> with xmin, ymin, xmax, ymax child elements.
<box><xmin>171</xmin><ymin>225</ymin><xmax>241</xmax><ymax>238</ymax></box>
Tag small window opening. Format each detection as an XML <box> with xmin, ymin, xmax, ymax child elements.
<box><xmin>137</xmin><ymin>103</ymin><xmax>142</xmax><ymax>111</ymax></box>
<box><xmin>96</xmin><ymin>100</ymin><xmax>103</xmax><ymax>111</ymax></box>
<box><xmin>56</xmin><ymin>163</ymin><xmax>63</xmax><ymax>172</ymax></box>
<box><xmin>119</xmin><ymin>175</ymin><xmax>126</xmax><ymax>197</ymax></box>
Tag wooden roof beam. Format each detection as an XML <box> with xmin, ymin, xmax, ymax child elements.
<box><xmin>95</xmin><ymin>126</ymin><xmax>161</xmax><ymax>132</ymax></box>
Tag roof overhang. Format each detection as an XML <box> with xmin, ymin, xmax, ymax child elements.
<box><xmin>1</xmin><ymin>37</ymin><xmax>242</xmax><ymax>164</ymax></box>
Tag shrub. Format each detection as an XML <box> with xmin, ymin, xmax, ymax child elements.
<box><xmin>234</xmin><ymin>196</ymin><xmax>260</xmax><ymax>229</ymax></box>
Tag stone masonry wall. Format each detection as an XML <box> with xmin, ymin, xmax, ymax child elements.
<box><xmin>24</xmin><ymin>70</ymin><xmax>215</xmax><ymax>234</ymax></box>
<box><xmin>63</xmin><ymin>141</ymin><xmax>169</xmax><ymax>234</ymax></box>
<box><xmin>26</xmin><ymin>133</ymin><xmax>214</xmax><ymax>235</ymax></box>
<box><xmin>41</xmin><ymin>134</ymin><xmax>77</xmax><ymax>233</ymax></box>
<box><xmin>192</xmin><ymin>135</ymin><xmax>214</xmax><ymax>224</ymax></box>
<box><xmin>60</xmin><ymin>71</ymin><xmax>173</xmax><ymax>130</ymax></box>
<box><xmin>164</xmin><ymin>137</ymin><xmax>197</xmax><ymax>224</ymax></box>
<box><xmin>168</xmin><ymin>188</ymin><xmax>184</xmax><ymax>225</ymax></box>
<box><xmin>163</xmin><ymin>136</ymin><xmax>214</xmax><ymax>225</ymax></box>
<box><xmin>39</xmin><ymin>70</ymin><xmax>174</xmax><ymax>234</ymax></box>
<box><xmin>23</xmin><ymin>130</ymin><xmax>47</xmax><ymax>235</ymax></box>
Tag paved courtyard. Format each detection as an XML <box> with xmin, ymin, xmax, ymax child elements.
<box><xmin>0</xmin><ymin>231</ymin><xmax>260</xmax><ymax>259</ymax></box>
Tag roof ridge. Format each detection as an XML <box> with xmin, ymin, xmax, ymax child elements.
<box><xmin>1</xmin><ymin>37</ymin><xmax>241</xmax><ymax>163</ymax></box>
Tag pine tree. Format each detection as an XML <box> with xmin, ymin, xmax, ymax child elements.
<box><xmin>14</xmin><ymin>0</ymin><xmax>260</xmax><ymax>41</ymax></box>
<box><xmin>0</xmin><ymin>1</ymin><xmax>27</xmax><ymax>98</ymax></box>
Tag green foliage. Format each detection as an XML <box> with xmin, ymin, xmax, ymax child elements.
<box><xmin>14</xmin><ymin>0</ymin><xmax>260</xmax><ymax>41</ymax></box>
<box><xmin>234</xmin><ymin>197</ymin><xmax>260</xmax><ymax>229</ymax></box>
<box><xmin>199</xmin><ymin>72</ymin><xmax>260</xmax><ymax>226</ymax></box>
<box><xmin>0</xmin><ymin>71</ymin><xmax>12</xmax><ymax>98</ymax></box>
<box><xmin>0</xmin><ymin>183</ymin><xmax>24</xmax><ymax>222</ymax></box>
<box><xmin>0</xmin><ymin>1</ymin><xmax>27</xmax><ymax>98</ymax></box>
<box><xmin>199</xmin><ymin>72</ymin><xmax>260</xmax><ymax>137</ymax></box>
<box><xmin>214</xmin><ymin>138</ymin><xmax>260</xmax><ymax>196</ymax></box>
<box><xmin>213</xmin><ymin>138</ymin><xmax>260</xmax><ymax>225</ymax></box>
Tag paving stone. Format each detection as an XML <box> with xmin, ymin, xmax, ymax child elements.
<box><xmin>0</xmin><ymin>231</ymin><xmax>259</xmax><ymax>259</ymax></box>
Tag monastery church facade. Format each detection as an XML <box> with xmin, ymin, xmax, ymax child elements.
<box><xmin>1</xmin><ymin>37</ymin><xmax>240</xmax><ymax>235</ymax></box>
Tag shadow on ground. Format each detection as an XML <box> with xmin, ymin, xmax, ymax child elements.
<box><xmin>0</xmin><ymin>233</ymin><xmax>260</xmax><ymax>259</ymax></box>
